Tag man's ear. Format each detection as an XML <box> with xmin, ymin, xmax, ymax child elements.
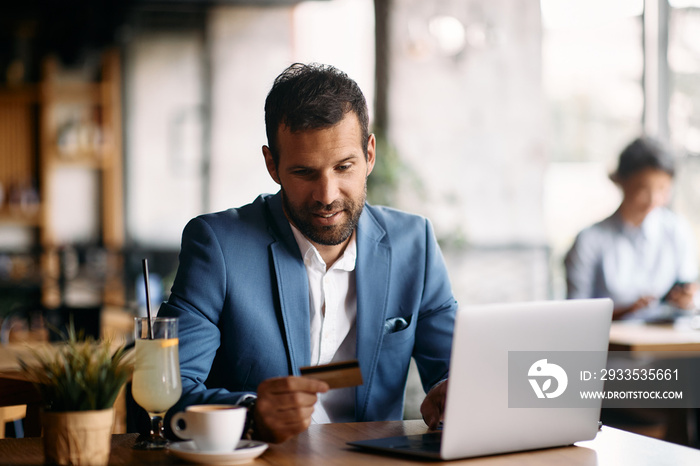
<box><xmin>262</xmin><ymin>145</ymin><xmax>281</xmax><ymax>185</ymax></box>
<box><xmin>366</xmin><ymin>133</ymin><xmax>376</xmax><ymax>177</ymax></box>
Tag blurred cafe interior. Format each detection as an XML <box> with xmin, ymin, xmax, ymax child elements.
<box><xmin>2</xmin><ymin>0</ymin><xmax>700</xmax><ymax>443</ymax></box>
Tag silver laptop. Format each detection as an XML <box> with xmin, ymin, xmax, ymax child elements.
<box><xmin>349</xmin><ymin>298</ymin><xmax>614</xmax><ymax>460</ymax></box>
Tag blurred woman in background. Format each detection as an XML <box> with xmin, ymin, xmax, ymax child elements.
<box><xmin>565</xmin><ymin>136</ymin><xmax>698</xmax><ymax>320</ymax></box>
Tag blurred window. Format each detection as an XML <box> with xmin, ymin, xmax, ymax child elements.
<box><xmin>668</xmin><ymin>1</ymin><xmax>700</xmax><ymax>251</ymax></box>
<box><xmin>541</xmin><ymin>0</ymin><xmax>644</xmax><ymax>297</ymax></box>
<box><xmin>541</xmin><ymin>0</ymin><xmax>644</xmax><ymax>164</ymax></box>
<box><xmin>668</xmin><ymin>1</ymin><xmax>700</xmax><ymax>154</ymax></box>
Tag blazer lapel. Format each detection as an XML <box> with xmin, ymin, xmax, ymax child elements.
<box><xmin>354</xmin><ymin>206</ymin><xmax>391</xmax><ymax>420</ymax></box>
<box><xmin>265</xmin><ymin>194</ymin><xmax>311</xmax><ymax>374</ymax></box>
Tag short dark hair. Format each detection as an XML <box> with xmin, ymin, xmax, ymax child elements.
<box><xmin>611</xmin><ymin>136</ymin><xmax>676</xmax><ymax>182</ymax></box>
<box><xmin>264</xmin><ymin>63</ymin><xmax>370</xmax><ymax>166</ymax></box>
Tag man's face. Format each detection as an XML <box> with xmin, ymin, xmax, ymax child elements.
<box><xmin>263</xmin><ymin>112</ymin><xmax>375</xmax><ymax>247</ymax></box>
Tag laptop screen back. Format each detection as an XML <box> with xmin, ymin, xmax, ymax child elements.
<box><xmin>441</xmin><ymin>298</ymin><xmax>613</xmax><ymax>460</ymax></box>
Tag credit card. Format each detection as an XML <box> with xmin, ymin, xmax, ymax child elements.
<box><xmin>299</xmin><ymin>359</ymin><xmax>363</xmax><ymax>389</ymax></box>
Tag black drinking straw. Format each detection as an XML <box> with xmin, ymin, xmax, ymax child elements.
<box><xmin>142</xmin><ymin>258</ymin><xmax>154</xmax><ymax>339</ymax></box>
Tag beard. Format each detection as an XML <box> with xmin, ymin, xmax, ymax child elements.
<box><xmin>281</xmin><ymin>184</ymin><xmax>366</xmax><ymax>246</ymax></box>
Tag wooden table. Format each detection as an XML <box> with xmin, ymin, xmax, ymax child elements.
<box><xmin>608</xmin><ymin>320</ymin><xmax>700</xmax><ymax>447</ymax></box>
<box><xmin>609</xmin><ymin>320</ymin><xmax>700</xmax><ymax>352</ymax></box>
<box><xmin>1</xmin><ymin>420</ymin><xmax>700</xmax><ymax>465</ymax></box>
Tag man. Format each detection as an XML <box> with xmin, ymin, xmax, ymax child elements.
<box><xmin>160</xmin><ymin>63</ymin><xmax>457</xmax><ymax>443</ymax></box>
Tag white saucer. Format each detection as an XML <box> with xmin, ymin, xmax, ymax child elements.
<box><xmin>168</xmin><ymin>440</ymin><xmax>268</xmax><ymax>465</ymax></box>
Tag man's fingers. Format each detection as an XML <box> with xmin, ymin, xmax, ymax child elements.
<box><xmin>253</xmin><ymin>408</ymin><xmax>313</xmax><ymax>444</ymax></box>
<box><xmin>257</xmin><ymin>376</ymin><xmax>328</xmax><ymax>411</ymax></box>
<box><xmin>268</xmin><ymin>406</ymin><xmax>315</xmax><ymax>425</ymax></box>
<box><xmin>256</xmin><ymin>403</ymin><xmax>315</xmax><ymax>426</ymax></box>
<box><xmin>257</xmin><ymin>391</ymin><xmax>318</xmax><ymax>413</ymax></box>
<box><xmin>421</xmin><ymin>380</ymin><xmax>448</xmax><ymax>430</ymax></box>
<box><xmin>259</xmin><ymin>376</ymin><xmax>330</xmax><ymax>395</ymax></box>
<box><xmin>421</xmin><ymin>401</ymin><xmax>441</xmax><ymax>430</ymax></box>
<box><xmin>253</xmin><ymin>376</ymin><xmax>330</xmax><ymax>443</ymax></box>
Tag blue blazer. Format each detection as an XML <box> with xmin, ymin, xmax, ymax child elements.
<box><xmin>160</xmin><ymin>192</ymin><xmax>457</xmax><ymax>422</ymax></box>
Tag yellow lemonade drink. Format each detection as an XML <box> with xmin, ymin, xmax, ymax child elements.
<box><xmin>132</xmin><ymin>338</ymin><xmax>182</xmax><ymax>414</ymax></box>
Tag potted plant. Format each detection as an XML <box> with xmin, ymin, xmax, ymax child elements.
<box><xmin>18</xmin><ymin>326</ymin><xmax>132</xmax><ymax>466</ymax></box>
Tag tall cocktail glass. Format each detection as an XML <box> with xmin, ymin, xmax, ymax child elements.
<box><xmin>132</xmin><ymin>317</ymin><xmax>182</xmax><ymax>450</ymax></box>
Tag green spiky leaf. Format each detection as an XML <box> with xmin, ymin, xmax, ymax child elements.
<box><xmin>17</xmin><ymin>323</ymin><xmax>133</xmax><ymax>412</ymax></box>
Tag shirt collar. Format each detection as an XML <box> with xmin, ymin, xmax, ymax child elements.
<box><xmin>640</xmin><ymin>208</ymin><xmax>662</xmax><ymax>242</ymax></box>
<box><xmin>289</xmin><ymin>223</ymin><xmax>357</xmax><ymax>272</ymax></box>
<box><xmin>613</xmin><ymin>207</ymin><xmax>661</xmax><ymax>242</ymax></box>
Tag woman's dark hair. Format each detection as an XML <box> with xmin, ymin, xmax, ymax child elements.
<box><xmin>264</xmin><ymin>63</ymin><xmax>369</xmax><ymax>166</ymax></box>
<box><xmin>610</xmin><ymin>136</ymin><xmax>676</xmax><ymax>183</ymax></box>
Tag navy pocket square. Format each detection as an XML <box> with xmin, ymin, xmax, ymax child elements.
<box><xmin>384</xmin><ymin>316</ymin><xmax>410</xmax><ymax>334</ymax></box>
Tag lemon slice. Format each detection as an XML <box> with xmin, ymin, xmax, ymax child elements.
<box><xmin>160</xmin><ymin>338</ymin><xmax>179</xmax><ymax>348</ymax></box>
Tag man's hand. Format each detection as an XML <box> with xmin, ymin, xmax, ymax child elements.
<box><xmin>253</xmin><ymin>376</ymin><xmax>329</xmax><ymax>443</ymax></box>
<box><xmin>420</xmin><ymin>379</ymin><xmax>448</xmax><ymax>430</ymax></box>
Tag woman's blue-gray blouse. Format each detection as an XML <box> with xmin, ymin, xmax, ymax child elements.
<box><xmin>565</xmin><ymin>207</ymin><xmax>698</xmax><ymax>315</ymax></box>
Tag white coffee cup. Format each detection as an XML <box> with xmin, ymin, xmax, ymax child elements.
<box><xmin>171</xmin><ymin>404</ymin><xmax>246</xmax><ymax>452</ymax></box>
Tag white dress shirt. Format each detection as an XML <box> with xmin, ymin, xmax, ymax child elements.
<box><xmin>290</xmin><ymin>224</ymin><xmax>357</xmax><ymax>423</ymax></box>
